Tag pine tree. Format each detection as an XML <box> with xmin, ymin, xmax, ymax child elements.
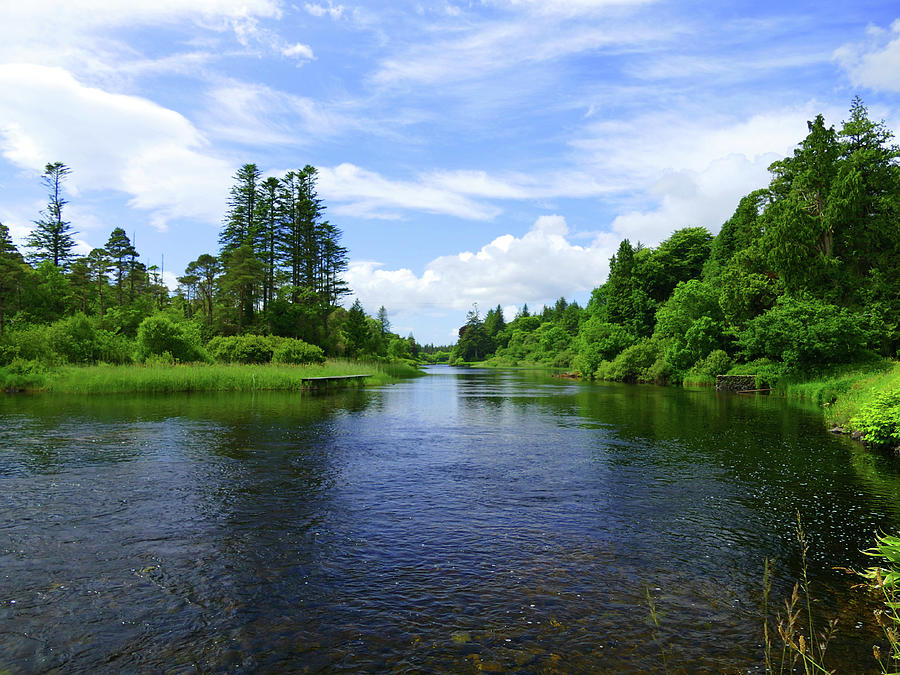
<box><xmin>27</xmin><ymin>162</ymin><xmax>76</xmax><ymax>269</ymax></box>
<box><xmin>86</xmin><ymin>248</ymin><xmax>111</xmax><ymax>316</ymax></box>
<box><xmin>105</xmin><ymin>227</ymin><xmax>136</xmax><ymax>306</ymax></box>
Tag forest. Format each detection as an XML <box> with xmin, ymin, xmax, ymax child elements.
<box><xmin>0</xmin><ymin>162</ymin><xmax>423</xmax><ymax>373</ymax></box>
<box><xmin>453</xmin><ymin>98</ymin><xmax>900</xmax><ymax>390</ymax></box>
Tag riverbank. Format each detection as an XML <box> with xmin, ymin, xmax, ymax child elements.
<box><xmin>1</xmin><ymin>359</ymin><xmax>422</xmax><ymax>394</ymax></box>
<box><xmin>775</xmin><ymin>360</ymin><xmax>900</xmax><ymax>447</ymax></box>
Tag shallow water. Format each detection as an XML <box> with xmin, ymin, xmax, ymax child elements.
<box><xmin>1</xmin><ymin>367</ymin><xmax>899</xmax><ymax>672</ymax></box>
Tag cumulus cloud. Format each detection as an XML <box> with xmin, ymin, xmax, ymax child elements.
<box><xmin>574</xmin><ymin>105</ymin><xmax>843</xmax><ymax>243</ymax></box>
<box><xmin>0</xmin><ymin>64</ymin><xmax>233</xmax><ymax>231</ymax></box>
<box><xmin>835</xmin><ymin>19</ymin><xmax>900</xmax><ymax>93</ymax></box>
<box><xmin>346</xmin><ymin>215</ymin><xmax>618</xmax><ymax>324</ymax></box>
<box><xmin>281</xmin><ymin>42</ymin><xmax>315</xmax><ymax>60</ymax></box>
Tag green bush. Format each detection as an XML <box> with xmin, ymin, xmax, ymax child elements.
<box><xmin>6</xmin><ymin>324</ymin><xmax>53</xmax><ymax>364</ymax></box>
<box><xmin>136</xmin><ymin>314</ymin><xmax>205</xmax><ymax>363</ymax></box>
<box><xmin>597</xmin><ymin>337</ymin><xmax>662</xmax><ymax>382</ymax></box>
<box><xmin>94</xmin><ymin>330</ymin><xmax>135</xmax><ymax>365</ymax></box>
<box><xmin>690</xmin><ymin>349</ymin><xmax>733</xmax><ymax>379</ymax></box>
<box><xmin>737</xmin><ymin>296</ymin><xmax>876</xmax><ymax>372</ymax></box>
<box><xmin>850</xmin><ymin>391</ymin><xmax>900</xmax><ymax>447</ymax></box>
<box><xmin>207</xmin><ymin>335</ymin><xmax>274</xmax><ymax>364</ymax></box>
<box><xmin>48</xmin><ymin>314</ymin><xmax>100</xmax><ymax>364</ymax></box>
<box><xmin>272</xmin><ymin>338</ymin><xmax>325</xmax><ymax>364</ymax></box>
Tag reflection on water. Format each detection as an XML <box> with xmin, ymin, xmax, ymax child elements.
<box><xmin>1</xmin><ymin>367</ymin><xmax>898</xmax><ymax>672</ymax></box>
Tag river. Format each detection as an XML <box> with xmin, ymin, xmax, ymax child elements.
<box><xmin>2</xmin><ymin>366</ymin><xmax>899</xmax><ymax>672</ymax></box>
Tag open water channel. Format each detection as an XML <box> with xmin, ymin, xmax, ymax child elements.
<box><xmin>2</xmin><ymin>366</ymin><xmax>900</xmax><ymax>672</ymax></box>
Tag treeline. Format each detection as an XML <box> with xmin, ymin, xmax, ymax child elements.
<box><xmin>454</xmin><ymin>98</ymin><xmax>900</xmax><ymax>386</ymax></box>
<box><xmin>0</xmin><ymin>162</ymin><xmax>422</xmax><ymax>369</ymax></box>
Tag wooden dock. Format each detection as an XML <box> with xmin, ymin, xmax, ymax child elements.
<box><xmin>300</xmin><ymin>374</ymin><xmax>373</xmax><ymax>391</ymax></box>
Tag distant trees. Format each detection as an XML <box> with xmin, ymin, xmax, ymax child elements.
<box><xmin>454</xmin><ymin>98</ymin><xmax>900</xmax><ymax>384</ymax></box>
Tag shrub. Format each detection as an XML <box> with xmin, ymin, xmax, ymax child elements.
<box><xmin>207</xmin><ymin>335</ymin><xmax>274</xmax><ymax>364</ymax></box>
<box><xmin>48</xmin><ymin>314</ymin><xmax>100</xmax><ymax>364</ymax></box>
<box><xmin>850</xmin><ymin>391</ymin><xmax>900</xmax><ymax>447</ymax></box>
<box><xmin>597</xmin><ymin>337</ymin><xmax>662</xmax><ymax>382</ymax></box>
<box><xmin>136</xmin><ymin>314</ymin><xmax>205</xmax><ymax>362</ymax></box>
<box><xmin>689</xmin><ymin>349</ymin><xmax>733</xmax><ymax>379</ymax></box>
<box><xmin>272</xmin><ymin>338</ymin><xmax>325</xmax><ymax>364</ymax></box>
<box><xmin>737</xmin><ymin>296</ymin><xmax>876</xmax><ymax>372</ymax></box>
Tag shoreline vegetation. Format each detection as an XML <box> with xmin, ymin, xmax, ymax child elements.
<box><xmin>1</xmin><ymin>359</ymin><xmax>422</xmax><ymax>395</ymax></box>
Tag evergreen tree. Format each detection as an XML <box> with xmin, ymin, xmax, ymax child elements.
<box><xmin>105</xmin><ymin>227</ymin><xmax>136</xmax><ymax>306</ymax></box>
<box><xmin>344</xmin><ymin>299</ymin><xmax>369</xmax><ymax>356</ymax></box>
<box><xmin>256</xmin><ymin>175</ymin><xmax>281</xmax><ymax>312</ymax></box>
<box><xmin>220</xmin><ymin>163</ymin><xmax>261</xmax><ymax>255</ymax></box>
<box><xmin>185</xmin><ymin>254</ymin><xmax>219</xmax><ymax>324</ymax></box>
<box><xmin>27</xmin><ymin>162</ymin><xmax>76</xmax><ymax>269</ymax></box>
<box><xmin>86</xmin><ymin>248</ymin><xmax>111</xmax><ymax>316</ymax></box>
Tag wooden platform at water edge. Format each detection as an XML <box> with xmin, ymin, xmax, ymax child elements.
<box><xmin>300</xmin><ymin>374</ymin><xmax>373</xmax><ymax>392</ymax></box>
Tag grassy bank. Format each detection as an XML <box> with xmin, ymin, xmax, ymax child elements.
<box><xmin>2</xmin><ymin>359</ymin><xmax>422</xmax><ymax>395</ymax></box>
<box><xmin>776</xmin><ymin>360</ymin><xmax>900</xmax><ymax>434</ymax></box>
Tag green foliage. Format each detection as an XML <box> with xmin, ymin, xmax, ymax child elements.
<box><xmin>688</xmin><ymin>349</ymin><xmax>733</xmax><ymax>380</ymax></box>
<box><xmin>48</xmin><ymin>314</ymin><xmax>100</xmax><ymax>364</ymax></box>
<box><xmin>207</xmin><ymin>334</ymin><xmax>273</xmax><ymax>364</ymax></box>
<box><xmin>272</xmin><ymin>338</ymin><xmax>326</xmax><ymax>364</ymax></box>
<box><xmin>572</xmin><ymin>317</ymin><xmax>634</xmax><ymax>377</ymax></box>
<box><xmin>737</xmin><ymin>295</ymin><xmax>876</xmax><ymax>373</ymax></box>
<box><xmin>136</xmin><ymin>314</ymin><xmax>206</xmax><ymax>363</ymax></box>
<box><xmin>850</xmin><ymin>391</ymin><xmax>900</xmax><ymax>447</ymax></box>
<box><xmin>596</xmin><ymin>337</ymin><xmax>665</xmax><ymax>383</ymax></box>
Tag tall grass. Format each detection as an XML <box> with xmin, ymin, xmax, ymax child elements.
<box><xmin>32</xmin><ymin>359</ymin><xmax>421</xmax><ymax>394</ymax></box>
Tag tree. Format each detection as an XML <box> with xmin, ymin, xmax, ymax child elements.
<box><xmin>256</xmin><ymin>175</ymin><xmax>281</xmax><ymax>312</ymax></box>
<box><xmin>185</xmin><ymin>254</ymin><xmax>219</xmax><ymax>324</ymax></box>
<box><xmin>220</xmin><ymin>163</ymin><xmax>261</xmax><ymax>255</ymax></box>
<box><xmin>376</xmin><ymin>306</ymin><xmax>391</xmax><ymax>337</ymax></box>
<box><xmin>86</xmin><ymin>248</ymin><xmax>111</xmax><ymax>316</ymax></box>
<box><xmin>0</xmin><ymin>221</ymin><xmax>26</xmax><ymax>334</ymax></box>
<box><xmin>219</xmin><ymin>243</ymin><xmax>262</xmax><ymax>334</ymax></box>
<box><xmin>763</xmin><ymin>114</ymin><xmax>842</xmax><ymax>293</ymax></box>
<box><xmin>27</xmin><ymin>162</ymin><xmax>76</xmax><ymax>269</ymax></box>
<box><xmin>343</xmin><ymin>299</ymin><xmax>369</xmax><ymax>357</ymax></box>
<box><xmin>455</xmin><ymin>305</ymin><xmax>492</xmax><ymax>361</ymax></box>
<box><xmin>105</xmin><ymin>227</ymin><xmax>136</xmax><ymax>306</ymax></box>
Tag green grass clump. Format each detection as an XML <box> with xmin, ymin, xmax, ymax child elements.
<box><xmin>32</xmin><ymin>359</ymin><xmax>420</xmax><ymax>395</ymax></box>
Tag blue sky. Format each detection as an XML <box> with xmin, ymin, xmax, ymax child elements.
<box><xmin>1</xmin><ymin>1</ymin><xmax>899</xmax><ymax>344</ymax></box>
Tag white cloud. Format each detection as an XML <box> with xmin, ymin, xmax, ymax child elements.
<box><xmin>346</xmin><ymin>215</ymin><xmax>618</xmax><ymax>319</ymax></box>
<box><xmin>835</xmin><ymin>19</ymin><xmax>900</xmax><ymax>93</ymax></box>
<box><xmin>573</xmin><ymin>105</ymin><xmax>844</xmax><ymax>243</ymax></box>
<box><xmin>202</xmin><ymin>81</ymin><xmax>349</xmax><ymax>145</ymax></box>
<box><xmin>0</xmin><ymin>1</ymin><xmax>284</xmax><ymax>74</ymax></box>
<box><xmin>317</xmin><ymin>163</ymin><xmax>502</xmax><ymax>220</ymax></box>
<box><xmin>371</xmin><ymin>13</ymin><xmax>675</xmax><ymax>87</ymax></box>
<box><xmin>313</xmin><ymin>163</ymin><xmax>621</xmax><ymax>221</ymax></box>
<box><xmin>281</xmin><ymin>42</ymin><xmax>315</xmax><ymax>60</ymax></box>
<box><xmin>304</xmin><ymin>2</ymin><xmax>344</xmax><ymax>19</ymax></box>
<box><xmin>0</xmin><ymin>64</ymin><xmax>233</xmax><ymax>231</ymax></box>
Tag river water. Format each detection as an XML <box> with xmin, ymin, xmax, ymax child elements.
<box><xmin>2</xmin><ymin>366</ymin><xmax>900</xmax><ymax>673</ymax></box>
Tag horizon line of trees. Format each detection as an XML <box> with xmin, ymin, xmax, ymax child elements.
<box><xmin>452</xmin><ymin>97</ymin><xmax>900</xmax><ymax>386</ymax></box>
<box><xmin>0</xmin><ymin>162</ymin><xmax>424</xmax><ymax>366</ymax></box>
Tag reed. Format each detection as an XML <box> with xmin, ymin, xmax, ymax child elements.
<box><xmin>34</xmin><ymin>359</ymin><xmax>421</xmax><ymax>394</ymax></box>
